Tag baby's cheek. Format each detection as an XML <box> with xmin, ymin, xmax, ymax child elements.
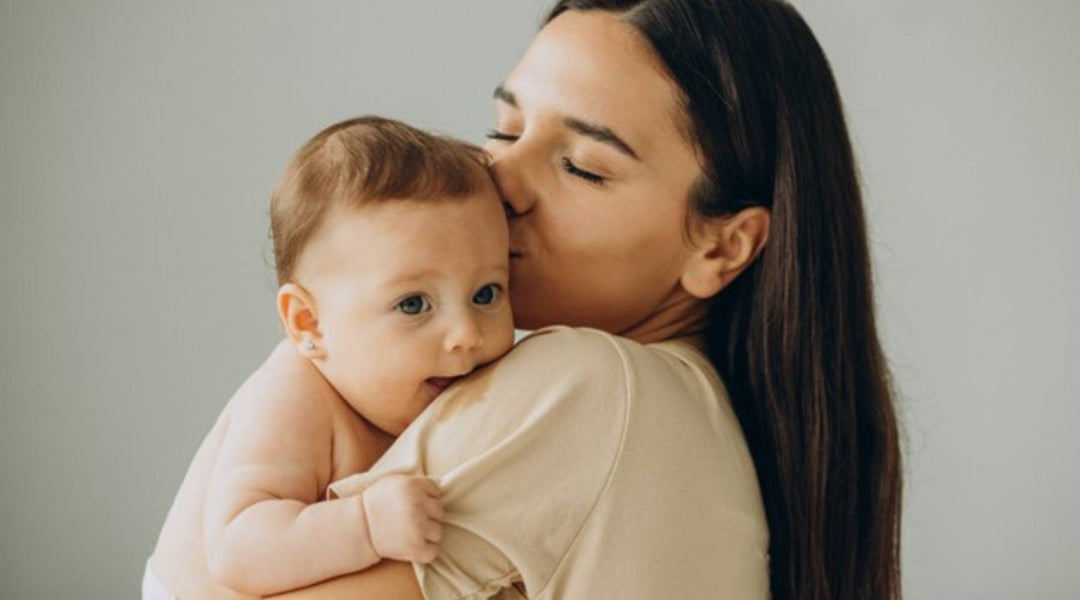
<box><xmin>497</xmin><ymin>305</ymin><xmax>516</xmax><ymax>346</ymax></box>
<box><xmin>364</xmin><ymin>383</ymin><xmax>418</xmax><ymax>436</ymax></box>
<box><xmin>497</xmin><ymin>323</ymin><xmax>515</xmax><ymax>356</ymax></box>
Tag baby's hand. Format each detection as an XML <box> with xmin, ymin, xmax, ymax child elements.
<box><xmin>361</xmin><ymin>474</ymin><xmax>444</xmax><ymax>563</ymax></box>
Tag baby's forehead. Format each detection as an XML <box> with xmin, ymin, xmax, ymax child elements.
<box><xmin>300</xmin><ymin>192</ymin><xmax>508</xmax><ymax>282</ymax></box>
<box><xmin>332</xmin><ymin>190</ymin><xmax>498</xmax><ymax>233</ymax></box>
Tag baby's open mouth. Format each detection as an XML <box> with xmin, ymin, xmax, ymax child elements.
<box><xmin>426</xmin><ymin>376</ymin><xmax>460</xmax><ymax>391</ymax></box>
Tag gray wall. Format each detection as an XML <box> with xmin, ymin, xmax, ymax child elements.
<box><xmin>1</xmin><ymin>1</ymin><xmax>1076</xmax><ymax>598</ymax></box>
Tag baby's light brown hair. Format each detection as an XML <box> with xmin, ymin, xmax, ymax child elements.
<box><xmin>270</xmin><ymin>116</ymin><xmax>492</xmax><ymax>285</ymax></box>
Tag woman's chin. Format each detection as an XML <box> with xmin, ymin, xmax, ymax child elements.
<box><xmin>509</xmin><ymin>309</ymin><xmax>547</xmax><ymax>331</ymax></box>
<box><xmin>510</xmin><ymin>301</ymin><xmax>596</xmax><ymax>332</ymax></box>
<box><xmin>509</xmin><ymin>298</ymin><xmax>558</xmax><ymax>331</ymax></box>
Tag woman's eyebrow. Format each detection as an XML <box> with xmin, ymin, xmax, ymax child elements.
<box><xmin>493</xmin><ymin>84</ymin><xmax>640</xmax><ymax>161</ymax></box>
<box><xmin>563</xmin><ymin>118</ymin><xmax>639</xmax><ymax>161</ymax></box>
<box><xmin>493</xmin><ymin>85</ymin><xmax>518</xmax><ymax>107</ymax></box>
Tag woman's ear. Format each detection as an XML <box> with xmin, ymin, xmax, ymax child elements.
<box><xmin>680</xmin><ymin>207</ymin><xmax>770</xmax><ymax>298</ymax></box>
<box><xmin>277</xmin><ymin>282</ymin><xmax>326</xmax><ymax>359</ymax></box>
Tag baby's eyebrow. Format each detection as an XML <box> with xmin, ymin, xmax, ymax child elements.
<box><xmin>383</xmin><ymin>269</ymin><xmax>439</xmax><ymax>287</ymax></box>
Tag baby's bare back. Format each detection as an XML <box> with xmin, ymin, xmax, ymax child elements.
<box><xmin>148</xmin><ymin>340</ymin><xmax>394</xmax><ymax>599</ymax></box>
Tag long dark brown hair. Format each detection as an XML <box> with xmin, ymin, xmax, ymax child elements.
<box><xmin>546</xmin><ymin>2</ymin><xmax>903</xmax><ymax>599</ymax></box>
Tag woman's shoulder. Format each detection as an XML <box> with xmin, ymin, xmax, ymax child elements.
<box><xmin>505</xmin><ymin>325</ymin><xmax>711</xmax><ymax>392</ymax></box>
<box><xmin>509</xmin><ymin>325</ymin><xmax>625</xmax><ymax>361</ymax></box>
<box><xmin>431</xmin><ymin>326</ymin><xmax>634</xmax><ymax>431</ymax></box>
<box><xmin>461</xmin><ymin>325</ymin><xmax>725</xmax><ymax>441</ymax></box>
<box><xmin>507</xmin><ymin>327</ymin><xmax>746</xmax><ymax>467</ymax></box>
<box><xmin>506</xmin><ymin>325</ymin><xmax>677</xmax><ymax>371</ymax></box>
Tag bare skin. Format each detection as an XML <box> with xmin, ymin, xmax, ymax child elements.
<box><xmin>151</xmin><ymin>191</ymin><xmax>515</xmax><ymax>597</ymax></box>
<box><xmin>150</xmin><ymin>342</ymin><xmax>400</xmax><ymax>599</ymax></box>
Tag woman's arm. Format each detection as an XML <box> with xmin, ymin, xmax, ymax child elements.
<box><xmin>267</xmin><ymin>560</ymin><xmax>423</xmax><ymax>600</ymax></box>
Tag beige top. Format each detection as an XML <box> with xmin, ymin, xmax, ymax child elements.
<box><xmin>328</xmin><ymin>326</ymin><xmax>770</xmax><ymax>599</ymax></box>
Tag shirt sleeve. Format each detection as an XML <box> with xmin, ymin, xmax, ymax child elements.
<box><xmin>327</xmin><ymin>326</ymin><xmax>631</xmax><ymax>600</ymax></box>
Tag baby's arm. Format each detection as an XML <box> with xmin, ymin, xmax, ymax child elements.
<box><xmin>202</xmin><ymin>366</ymin><xmax>441</xmax><ymax>596</ymax></box>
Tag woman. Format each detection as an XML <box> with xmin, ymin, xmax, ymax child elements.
<box><xmin>278</xmin><ymin>1</ymin><xmax>901</xmax><ymax>599</ymax></box>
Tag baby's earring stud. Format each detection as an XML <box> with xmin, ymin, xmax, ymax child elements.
<box><xmin>305</xmin><ymin>340</ymin><xmax>317</xmax><ymax>352</ymax></box>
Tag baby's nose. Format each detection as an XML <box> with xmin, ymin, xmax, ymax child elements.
<box><xmin>444</xmin><ymin>315</ymin><xmax>482</xmax><ymax>354</ymax></box>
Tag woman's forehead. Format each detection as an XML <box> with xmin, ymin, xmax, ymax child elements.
<box><xmin>502</xmin><ymin>10</ymin><xmax>687</xmax><ymax>160</ymax></box>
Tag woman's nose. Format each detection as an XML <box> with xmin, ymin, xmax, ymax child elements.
<box><xmin>444</xmin><ymin>314</ymin><xmax>483</xmax><ymax>355</ymax></box>
<box><xmin>488</xmin><ymin>144</ymin><xmax>539</xmax><ymax>217</ymax></box>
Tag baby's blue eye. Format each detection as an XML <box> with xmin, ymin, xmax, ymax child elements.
<box><xmin>397</xmin><ymin>295</ymin><xmax>431</xmax><ymax>315</ymax></box>
<box><xmin>473</xmin><ymin>284</ymin><xmax>500</xmax><ymax>306</ymax></box>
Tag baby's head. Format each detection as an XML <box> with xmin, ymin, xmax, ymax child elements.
<box><xmin>271</xmin><ymin>116</ymin><xmax>514</xmax><ymax>435</ymax></box>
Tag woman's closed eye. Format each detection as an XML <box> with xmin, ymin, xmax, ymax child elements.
<box><xmin>560</xmin><ymin>157</ymin><xmax>605</xmax><ymax>185</ymax></box>
<box><xmin>486</xmin><ymin>129</ymin><xmax>519</xmax><ymax>142</ymax></box>
<box><xmin>487</xmin><ymin>129</ymin><xmax>606</xmax><ymax>185</ymax></box>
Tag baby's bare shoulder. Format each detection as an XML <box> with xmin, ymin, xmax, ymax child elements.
<box><xmin>224</xmin><ymin>341</ymin><xmax>339</xmax><ymax>436</ymax></box>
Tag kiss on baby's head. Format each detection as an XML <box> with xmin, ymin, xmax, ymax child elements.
<box><xmin>270</xmin><ymin>115</ymin><xmax>494</xmax><ymax>285</ymax></box>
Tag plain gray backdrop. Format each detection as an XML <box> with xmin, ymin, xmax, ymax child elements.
<box><xmin>1</xmin><ymin>1</ymin><xmax>1077</xmax><ymax>598</ymax></box>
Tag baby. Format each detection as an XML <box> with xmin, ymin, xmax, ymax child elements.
<box><xmin>146</xmin><ymin>116</ymin><xmax>515</xmax><ymax>599</ymax></box>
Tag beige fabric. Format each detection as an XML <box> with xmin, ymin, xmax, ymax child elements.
<box><xmin>329</xmin><ymin>326</ymin><xmax>770</xmax><ymax>599</ymax></box>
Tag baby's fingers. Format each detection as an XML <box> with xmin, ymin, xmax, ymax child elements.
<box><xmin>419</xmin><ymin>476</ymin><xmax>441</xmax><ymax>499</ymax></box>
<box><xmin>424</xmin><ymin>517</ymin><xmax>443</xmax><ymax>544</ymax></box>
<box><xmin>414</xmin><ymin>541</ymin><xmax>440</xmax><ymax>564</ymax></box>
<box><xmin>423</xmin><ymin>494</ymin><xmax>445</xmax><ymax>521</ymax></box>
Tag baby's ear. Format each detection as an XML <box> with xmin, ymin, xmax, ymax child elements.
<box><xmin>277</xmin><ymin>283</ymin><xmax>325</xmax><ymax>359</ymax></box>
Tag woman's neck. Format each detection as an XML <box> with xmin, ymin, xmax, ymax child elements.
<box><xmin>618</xmin><ymin>287</ymin><xmax>708</xmax><ymax>351</ymax></box>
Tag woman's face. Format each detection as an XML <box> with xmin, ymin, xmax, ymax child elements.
<box><xmin>486</xmin><ymin>10</ymin><xmax>706</xmax><ymax>336</ymax></box>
